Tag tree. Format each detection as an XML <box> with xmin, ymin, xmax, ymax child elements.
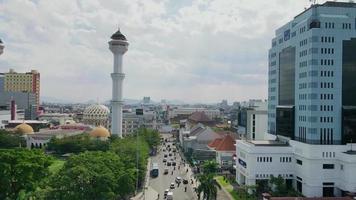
<box><xmin>269</xmin><ymin>175</ymin><xmax>302</xmax><ymax>197</ymax></box>
<box><xmin>139</xmin><ymin>128</ymin><xmax>160</xmax><ymax>148</ymax></box>
<box><xmin>46</xmin><ymin>133</ymin><xmax>109</xmax><ymax>154</ymax></box>
<box><xmin>197</xmin><ymin>174</ymin><xmax>221</xmax><ymax>200</ymax></box>
<box><xmin>202</xmin><ymin>160</ymin><xmax>219</xmax><ymax>174</ymax></box>
<box><xmin>0</xmin><ymin>149</ymin><xmax>53</xmax><ymax>200</ymax></box>
<box><xmin>0</xmin><ymin>130</ymin><xmax>26</xmax><ymax>148</ymax></box>
<box><xmin>47</xmin><ymin>151</ymin><xmax>135</xmax><ymax>200</ymax></box>
<box><xmin>110</xmin><ymin>135</ymin><xmax>149</xmax><ymax>187</ymax></box>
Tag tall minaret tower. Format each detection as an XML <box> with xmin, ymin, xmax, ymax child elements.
<box><xmin>0</xmin><ymin>38</ymin><xmax>4</xmax><ymax>56</ymax></box>
<box><xmin>109</xmin><ymin>28</ymin><xmax>129</xmax><ymax>137</ymax></box>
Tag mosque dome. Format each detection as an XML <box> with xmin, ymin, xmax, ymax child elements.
<box><xmin>14</xmin><ymin>123</ymin><xmax>34</xmax><ymax>135</ymax></box>
<box><xmin>90</xmin><ymin>126</ymin><xmax>110</xmax><ymax>138</ymax></box>
<box><xmin>83</xmin><ymin>104</ymin><xmax>110</xmax><ymax>127</ymax></box>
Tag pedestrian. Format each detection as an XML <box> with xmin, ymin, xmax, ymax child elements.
<box><xmin>157</xmin><ymin>193</ymin><xmax>160</xmax><ymax>199</ymax></box>
<box><xmin>171</xmin><ymin>171</ymin><xmax>173</xmax><ymax>175</ymax></box>
<box><xmin>186</xmin><ymin>168</ymin><xmax>188</xmax><ymax>173</ymax></box>
<box><xmin>191</xmin><ymin>179</ymin><xmax>193</xmax><ymax>184</ymax></box>
<box><xmin>174</xmin><ymin>166</ymin><xmax>175</xmax><ymax>170</ymax></box>
<box><xmin>184</xmin><ymin>186</ymin><xmax>187</xmax><ymax>192</ymax></box>
<box><xmin>178</xmin><ymin>166</ymin><xmax>180</xmax><ymax>170</ymax></box>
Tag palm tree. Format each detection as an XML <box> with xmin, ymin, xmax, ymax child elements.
<box><xmin>197</xmin><ymin>174</ymin><xmax>221</xmax><ymax>200</ymax></box>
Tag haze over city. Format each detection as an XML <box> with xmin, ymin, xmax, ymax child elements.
<box><xmin>0</xmin><ymin>0</ymin><xmax>325</xmax><ymax>103</ymax></box>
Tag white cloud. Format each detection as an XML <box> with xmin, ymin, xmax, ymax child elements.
<box><xmin>0</xmin><ymin>0</ymin><xmax>330</xmax><ymax>103</ymax></box>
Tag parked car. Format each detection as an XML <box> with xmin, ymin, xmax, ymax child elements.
<box><xmin>164</xmin><ymin>168</ymin><xmax>169</xmax><ymax>175</ymax></box>
<box><xmin>170</xmin><ymin>182</ymin><xmax>175</xmax><ymax>189</ymax></box>
<box><xmin>175</xmin><ymin>176</ymin><xmax>182</xmax><ymax>183</ymax></box>
<box><xmin>164</xmin><ymin>189</ymin><xmax>169</xmax><ymax>197</ymax></box>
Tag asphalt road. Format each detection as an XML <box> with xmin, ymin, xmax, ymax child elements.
<box><xmin>149</xmin><ymin>135</ymin><xmax>197</xmax><ymax>200</ymax></box>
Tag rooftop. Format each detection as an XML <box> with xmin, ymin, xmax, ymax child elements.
<box><xmin>189</xmin><ymin>111</ymin><xmax>213</xmax><ymax>122</ymax></box>
<box><xmin>111</xmin><ymin>28</ymin><xmax>127</xmax><ymax>40</ymax></box>
<box><xmin>295</xmin><ymin>1</ymin><xmax>356</xmax><ymax>19</ymax></box>
<box><xmin>248</xmin><ymin>140</ymin><xmax>289</xmax><ymax>147</ymax></box>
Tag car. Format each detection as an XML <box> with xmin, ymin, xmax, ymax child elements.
<box><xmin>172</xmin><ymin>162</ymin><xmax>176</xmax><ymax>166</ymax></box>
<box><xmin>183</xmin><ymin>179</ymin><xmax>188</xmax><ymax>184</ymax></box>
<box><xmin>167</xmin><ymin>144</ymin><xmax>170</xmax><ymax>148</ymax></box>
<box><xmin>172</xmin><ymin>149</ymin><xmax>176</xmax><ymax>152</ymax></box>
<box><xmin>164</xmin><ymin>168</ymin><xmax>169</xmax><ymax>175</ymax></box>
<box><xmin>175</xmin><ymin>176</ymin><xmax>182</xmax><ymax>183</ymax></box>
<box><xmin>167</xmin><ymin>191</ymin><xmax>173</xmax><ymax>200</ymax></box>
<box><xmin>163</xmin><ymin>158</ymin><xmax>167</xmax><ymax>162</ymax></box>
<box><xmin>167</xmin><ymin>162</ymin><xmax>171</xmax><ymax>166</ymax></box>
<box><xmin>164</xmin><ymin>154</ymin><xmax>168</xmax><ymax>158</ymax></box>
<box><xmin>162</xmin><ymin>148</ymin><xmax>166</xmax><ymax>152</ymax></box>
<box><xmin>169</xmin><ymin>153</ymin><xmax>172</xmax><ymax>156</ymax></box>
<box><xmin>164</xmin><ymin>189</ymin><xmax>169</xmax><ymax>197</ymax></box>
<box><xmin>170</xmin><ymin>182</ymin><xmax>175</xmax><ymax>189</ymax></box>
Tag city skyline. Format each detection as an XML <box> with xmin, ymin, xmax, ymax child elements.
<box><xmin>0</xmin><ymin>0</ymin><xmax>329</xmax><ymax>103</ymax></box>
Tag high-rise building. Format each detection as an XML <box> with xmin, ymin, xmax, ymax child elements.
<box><xmin>3</xmin><ymin>69</ymin><xmax>40</xmax><ymax>109</ymax></box>
<box><xmin>236</xmin><ymin>2</ymin><xmax>356</xmax><ymax>197</ymax></box>
<box><xmin>268</xmin><ymin>1</ymin><xmax>356</xmax><ymax>144</ymax></box>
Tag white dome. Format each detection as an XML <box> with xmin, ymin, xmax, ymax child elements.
<box><xmin>83</xmin><ymin>104</ymin><xmax>110</xmax><ymax>127</ymax></box>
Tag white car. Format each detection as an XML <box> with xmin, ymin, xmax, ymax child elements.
<box><xmin>164</xmin><ymin>189</ymin><xmax>169</xmax><ymax>197</ymax></box>
<box><xmin>167</xmin><ymin>191</ymin><xmax>173</xmax><ymax>200</ymax></box>
<box><xmin>170</xmin><ymin>182</ymin><xmax>175</xmax><ymax>189</ymax></box>
<box><xmin>175</xmin><ymin>176</ymin><xmax>182</xmax><ymax>183</ymax></box>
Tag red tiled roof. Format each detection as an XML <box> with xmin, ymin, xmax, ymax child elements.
<box><xmin>189</xmin><ymin>111</ymin><xmax>212</xmax><ymax>122</ymax></box>
<box><xmin>215</xmin><ymin>134</ymin><xmax>236</xmax><ymax>151</ymax></box>
<box><xmin>208</xmin><ymin>138</ymin><xmax>223</xmax><ymax>148</ymax></box>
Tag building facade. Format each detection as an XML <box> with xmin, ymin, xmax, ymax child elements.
<box><xmin>3</xmin><ymin>69</ymin><xmax>40</xmax><ymax>108</ymax></box>
<box><xmin>236</xmin><ymin>2</ymin><xmax>356</xmax><ymax>198</ymax></box>
<box><xmin>268</xmin><ymin>1</ymin><xmax>356</xmax><ymax>144</ymax></box>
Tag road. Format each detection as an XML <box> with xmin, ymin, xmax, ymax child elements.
<box><xmin>149</xmin><ymin>134</ymin><xmax>197</xmax><ymax>200</ymax></box>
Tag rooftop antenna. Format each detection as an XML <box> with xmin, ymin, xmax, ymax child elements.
<box><xmin>310</xmin><ymin>0</ymin><xmax>317</xmax><ymax>5</ymax></box>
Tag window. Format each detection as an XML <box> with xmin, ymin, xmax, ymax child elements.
<box><xmin>340</xmin><ymin>164</ymin><xmax>344</xmax><ymax>171</ymax></box>
<box><xmin>297</xmin><ymin>159</ymin><xmax>303</xmax><ymax>165</ymax></box>
<box><xmin>323</xmin><ymin>164</ymin><xmax>334</xmax><ymax>169</ymax></box>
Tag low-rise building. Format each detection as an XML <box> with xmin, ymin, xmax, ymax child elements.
<box><xmin>208</xmin><ymin>134</ymin><xmax>236</xmax><ymax>169</ymax></box>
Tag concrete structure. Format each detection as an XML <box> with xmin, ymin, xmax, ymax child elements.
<box><xmin>238</xmin><ymin>102</ymin><xmax>268</xmax><ymax>140</ymax></box>
<box><xmin>3</xmin><ymin>69</ymin><xmax>40</xmax><ymax>108</ymax></box>
<box><xmin>236</xmin><ymin>2</ymin><xmax>356</xmax><ymax>198</ymax></box>
<box><xmin>109</xmin><ymin>28</ymin><xmax>128</xmax><ymax>137</ymax></box>
<box><xmin>169</xmin><ymin>107</ymin><xmax>220</xmax><ymax>121</ymax></box>
<box><xmin>122</xmin><ymin>111</ymin><xmax>157</xmax><ymax>136</ymax></box>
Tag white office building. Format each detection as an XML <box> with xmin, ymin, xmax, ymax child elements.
<box><xmin>236</xmin><ymin>1</ymin><xmax>356</xmax><ymax>198</ymax></box>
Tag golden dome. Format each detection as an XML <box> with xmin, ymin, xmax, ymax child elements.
<box><xmin>14</xmin><ymin>123</ymin><xmax>34</xmax><ymax>135</ymax></box>
<box><xmin>90</xmin><ymin>126</ymin><xmax>110</xmax><ymax>138</ymax></box>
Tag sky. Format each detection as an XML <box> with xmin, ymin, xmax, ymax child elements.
<box><xmin>0</xmin><ymin>0</ymin><xmax>331</xmax><ymax>104</ymax></box>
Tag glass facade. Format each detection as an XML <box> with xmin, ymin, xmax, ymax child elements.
<box><xmin>279</xmin><ymin>47</ymin><xmax>296</xmax><ymax>105</ymax></box>
<box><xmin>342</xmin><ymin>38</ymin><xmax>356</xmax><ymax>106</ymax></box>
<box><xmin>276</xmin><ymin>106</ymin><xmax>295</xmax><ymax>139</ymax></box>
<box><xmin>342</xmin><ymin>106</ymin><xmax>356</xmax><ymax>144</ymax></box>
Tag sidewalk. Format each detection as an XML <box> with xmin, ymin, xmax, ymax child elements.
<box><xmin>131</xmin><ymin>158</ymin><xmax>159</xmax><ymax>200</ymax></box>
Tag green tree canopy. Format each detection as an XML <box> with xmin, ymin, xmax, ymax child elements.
<box><xmin>202</xmin><ymin>160</ymin><xmax>219</xmax><ymax>174</ymax></box>
<box><xmin>0</xmin><ymin>130</ymin><xmax>26</xmax><ymax>149</ymax></box>
<box><xmin>0</xmin><ymin>148</ymin><xmax>53</xmax><ymax>200</ymax></box>
<box><xmin>197</xmin><ymin>174</ymin><xmax>221</xmax><ymax>200</ymax></box>
<box><xmin>47</xmin><ymin>151</ymin><xmax>135</xmax><ymax>200</ymax></box>
<box><xmin>46</xmin><ymin>133</ymin><xmax>110</xmax><ymax>154</ymax></box>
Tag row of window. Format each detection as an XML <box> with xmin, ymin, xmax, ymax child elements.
<box><xmin>324</xmin><ymin>22</ymin><xmax>335</xmax><ymax>29</ymax></box>
<box><xmin>321</xmin><ymin>36</ymin><xmax>335</xmax><ymax>43</ymax></box>
<box><xmin>280</xmin><ymin>157</ymin><xmax>292</xmax><ymax>163</ymax></box>
<box><xmin>299</xmin><ymin>49</ymin><xmax>308</xmax><ymax>57</ymax></box>
<box><xmin>342</xmin><ymin>23</ymin><xmax>352</xmax><ymax>29</ymax></box>
<box><xmin>322</xmin><ymin>152</ymin><xmax>335</xmax><ymax>158</ymax></box>
<box><xmin>299</xmin><ymin>93</ymin><xmax>318</xmax><ymax>100</ymax></box>
<box><xmin>320</xmin><ymin>105</ymin><xmax>334</xmax><ymax>111</ymax></box>
<box><xmin>320</xmin><ymin>82</ymin><xmax>334</xmax><ymax>89</ymax></box>
<box><xmin>320</xmin><ymin>70</ymin><xmax>334</xmax><ymax>77</ymax></box>
<box><xmin>320</xmin><ymin>116</ymin><xmax>334</xmax><ymax>123</ymax></box>
<box><xmin>300</xmin><ymin>39</ymin><xmax>308</xmax><ymax>46</ymax></box>
<box><xmin>320</xmin><ymin>59</ymin><xmax>334</xmax><ymax>66</ymax></box>
<box><xmin>257</xmin><ymin>157</ymin><xmax>272</xmax><ymax>162</ymax></box>
<box><xmin>321</xmin><ymin>48</ymin><xmax>334</xmax><ymax>54</ymax></box>
<box><xmin>320</xmin><ymin>128</ymin><xmax>334</xmax><ymax>145</ymax></box>
<box><xmin>320</xmin><ymin>93</ymin><xmax>334</xmax><ymax>100</ymax></box>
